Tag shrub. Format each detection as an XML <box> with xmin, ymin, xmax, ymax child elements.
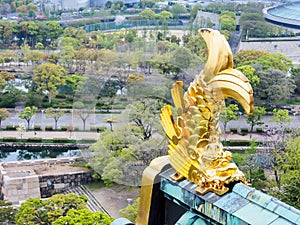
<box><xmin>229</xmin><ymin>140</ymin><xmax>251</xmax><ymax>146</ymax></box>
<box><xmin>5</xmin><ymin>125</ymin><xmax>16</xmax><ymax>131</ymax></box>
<box><xmin>60</xmin><ymin>126</ymin><xmax>68</xmax><ymax>131</ymax></box>
<box><xmin>230</xmin><ymin>128</ymin><xmax>238</xmax><ymax>133</ymax></box>
<box><xmin>34</xmin><ymin>126</ymin><xmax>42</xmax><ymax>131</ymax></box>
<box><xmin>3</xmin><ymin>137</ymin><xmax>17</xmax><ymax>142</ymax></box>
<box><xmin>55</xmin><ymin>93</ymin><xmax>66</xmax><ymax>99</ymax></box>
<box><xmin>78</xmin><ymin>139</ymin><xmax>97</xmax><ymax>144</ymax></box>
<box><xmin>240</xmin><ymin>128</ymin><xmax>249</xmax><ymax>134</ymax></box>
<box><xmin>256</xmin><ymin>128</ymin><xmax>263</xmax><ymax>133</ymax></box>
<box><xmin>52</xmin><ymin>138</ymin><xmax>76</xmax><ymax>143</ymax></box>
<box><xmin>90</xmin><ymin>126</ymin><xmax>108</xmax><ymax>132</ymax></box>
<box><xmin>45</xmin><ymin>126</ymin><xmax>53</xmax><ymax>131</ymax></box>
<box><xmin>27</xmin><ymin>138</ymin><xmax>42</xmax><ymax>143</ymax></box>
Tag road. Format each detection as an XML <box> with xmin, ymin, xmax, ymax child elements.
<box><xmin>3</xmin><ymin>111</ymin><xmax>300</xmax><ymax>132</ymax></box>
<box><xmin>1</xmin><ymin>111</ymin><xmax>120</xmax><ymax>131</ymax></box>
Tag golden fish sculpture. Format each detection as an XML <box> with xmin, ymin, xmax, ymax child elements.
<box><xmin>160</xmin><ymin>28</ymin><xmax>254</xmax><ymax>195</ymax></box>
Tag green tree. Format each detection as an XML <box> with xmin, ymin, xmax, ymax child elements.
<box><xmin>246</xmin><ymin>106</ymin><xmax>266</xmax><ymax>133</ymax></box>
<box><xmin>220</xmin><ymin>104</ymin><xmax>238</xmax><ymax>133</ymax></box>
<box><xmin>18</xmin><ymin>106</ymin><xmax>38</xmax><ymax>129</ymax></box>
<box><xmin>15</xmin><ymin>193</ymin><xmax>88</xmax><ymax>225</ymax></box>
<box><xmin>33</xmin><ymin>63</ymin><xmax>67</xmax><ymax>103</ymax></box>
<box><xmin>232</xmin><ymin>140</ymin><xmax>266</xmax><ymax>187</ymax></box>
<box><xmin>190</xmin><ymin>4</ymin><xmax>202</xmax><ymax>21</ymax></box>
<box><xmin>0</xmin><ymin>200</ymin><xmax>16</xmax><ymax>223</ymax></box>
<box><xmin>119</xmin><ymin>197</ymin><xmax>139</xmax><ymax>223</ymax></box>
<box><xmin>271</xmin><ymin>137</ymin><xmax>300</xmax><ymax>209</ymax></box>
<box><xmin>0</xmin><ymin>71</ymin><xmax>14</xmax><ymax>90</ymax></box>
<box><xmin>236</xmin><ymin>65</ymin><xmax>259</xmax><ymax>87</ymax></box>
<box><xmin>53</xmin><ymin>208</ymin><xmax>113</xmax><ymax>225</ymax></box>
<box><xmin>139</xmin><ymin>9</ymin><xmax>156</xmax><ymax>20</ymax></box>
<box><xmin>158</xmin><ymin>11</ymin><xmax>173</xmax><ymax>20</ymax></box>
<box><xmin>45</xmin><ymin>108</ymin><xmax>64</xmax><ymax>130</ymax></box>
<box><xmin>0</xmin><ymin>108</ymin><xmax>10</xmax><ymax>128</ymax></box>
<box><xmin>171</xmin><ymin>4</ymin><xmax>187</xmax><ymax>20</ymax></box>
<box><xmin>73</xmin><ymin>101</ymin><xmax>93</xmax><ymax>131</ymax></box>
<box><xmin>256</xmin><ymin>69</ymin><xmax>295</xmax><ymax>103</ymax></box>
<box><xmin>26</xmin><ymin>50</ymin><xmax>46</xmax><ymax>66</ymax></box>
<box><xmin>272</xmin><ymin>108</ymin><xmax>292</xmax><ymax>141</ymax></box>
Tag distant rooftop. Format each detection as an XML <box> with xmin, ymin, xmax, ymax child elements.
<box><xmin>263</xmin><ymin>2</ymin><xmax>300</xmax><ymax>28</ymax></box>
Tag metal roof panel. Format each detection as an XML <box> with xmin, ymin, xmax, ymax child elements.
<box><xmin>233</xmin><ymin>183</ymin><xmax>255</xmax><ymax>198</ymax></box>
<box><xmin>214</xmin><ymin>192</ymin><xmax>249</xmax><ymax>214</ymax></box>
<box><xmin>246</xmin><ymin>190</ymin><xmax>273</xmax><ymax>208</ymax></box>
<box><xmin>233</xmin><ymin>202</ymin><xmax>278</xmax><ymax>225</ymax></box>
<box><xmin>269</xmin><ymin>217</ymin><xmax>294</xmax><ymax>225</ymax></box>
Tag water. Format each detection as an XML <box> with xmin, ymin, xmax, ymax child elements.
<box><xmin>0</xmin><ymin>148</ymin><xmax>81</xmax><ymax>162</ymax></box>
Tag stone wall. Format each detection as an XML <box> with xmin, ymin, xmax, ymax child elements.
<box><xmin>0</xmin><ymin>157</ymin><xmax>95</xmax><ymax>205</ymax></box>
<box><xmin>39</xmin><ymin>171</ymin><xmax>95</xmax><ymax>198</ymax></box>
<box><xmin>1</xmin><ymin>170</ymin><xmax>40</xmax><ymax>204</ymax></box>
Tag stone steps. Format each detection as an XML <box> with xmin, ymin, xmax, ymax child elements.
<box><xmin>64</xmin><ymin>185</ymin><xmax>110</xmax><ymax>216</ymax></box>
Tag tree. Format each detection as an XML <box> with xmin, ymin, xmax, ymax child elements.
<box><xmin>234</xmin><ymin>50</ymin><xmax>293</xmax><ymax>72</ymax></box>
<box><xmin>73</xmin><ymin>101</ymin><xmax>92</xmax><ymax>131</ymax></box>
<box><xmin>26</xmin><ymin>50</ymin><xmax>46</xmax><ymax>66</ymax></box>
<box><xmin>0</xmin><ymin>108</ymin><xmax>9</xmax><ymax>128</ymax></box>
<box><xmin>245</xmin><ymin>106</ymin><xmax>266</xmax><ymax>133</ymax></box>
<box><xmin>219</xmin><ymin>104</ymin><xmax>238</xmax><ymax>133</ymax></box>
<box><xmin>119</xmin><ymin>197</ymin><xmax>139</xmax><ymax>223</ymax></box>
<box><xmin>171</xmin><ymin>4</ymin><xmax>187</xmax><ymax>20</ymax></box>
<box><xmin>45</xmin><ymin>108</ymin><xmax>64</xmax><ymax>130</ymax></box>
<box><xmin>33</xmin><ymin>63</ymin><xmax>67</xmax><ymax>103</ymax></box>
<box><xmin>139</xmin><ymin>9</ymin><xmax>156</xmax><ymax>20</ymax></box>
<box><xmin>158</xmin><ymin>11</ymin><xmax>173</xmax><ymax>20</ymax></box>
<box><xmin>271</xmin><ymin>136</ymin><xmax>300</xmax><ymax>209</ymax></box>
<box><xmin>15</xmin><ymin>193</ymin><xmax>88</xmax><ymax>225</ymax></box>
<box><xmin>190</xmin><ymin>4</ymin><xmax>202</xmax><ymax>21</ymax></box>
<box><xmin>0</xmin><ymin>200</ymin><xmax>16</xmax><ymax>223</ymax></box>
<box><xmin>232</xmin><ymin>140</ymin><xmax>267</xmax><ymax>189</ymax></box>
<box><xmin>0</xmin><ymin>71</ymin><xmax>14</xmax><ymax>90</ymax></box>
<box><xmin>255</xmin><ymin>69</ymin><xmax>295</xmax><ymax>103</ymax></box>
<box><xmin>17</xmin><ymin>122</ymin><xmax>26</xmax><ymax>138</ymax></box>
<box><xmin>18</xmin><ymin>106</ymin><xmax>38</xmax><ymax>129</ymax></box>
<box><xmin>53</xmin><ymin>208</ymin><xmax>113</xmax><ymax>225</ymax></box>
<box><xmin>236</xmin><ymin>65</ymin><xmax>259</xmax><ymax>87</ymax></box>
<box><xmin>272</xmin><ymin>108</ymin><xmax>292</xmax><ymax>142</ymax></box>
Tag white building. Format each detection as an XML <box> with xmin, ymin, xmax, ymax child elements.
<box><xmin>44</xmin><ymin>0</ymin><xmax>90</xmax><ymax>11</ymax></box>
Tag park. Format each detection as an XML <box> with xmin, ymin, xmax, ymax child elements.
<box><xmin>0</xmin><ymin>0</ymin><xmax>299</xmax><ymax>224</ymax></box>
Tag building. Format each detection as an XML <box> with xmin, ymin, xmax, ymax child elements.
<box><xmin>43</xmin><ymin>0</ymin><xmax>90</xmax><ymax>11</ymax></box>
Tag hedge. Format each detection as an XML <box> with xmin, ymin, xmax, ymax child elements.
<box><xmin>45</xmin><ymin>126</ymin><xmax>53</xmax><ymax>131</ymax></box>
<box><xmin>5</xmin><ymin>125</ymin><xmax>16</xmax><ymax>131</ymax></box>
<box><xmin>230</xmin><ymin>128</ymin><xmax>238</xmax><ymax>133</ymax></box>
<box><xmin>34</xmin><ymin>126</ymin><xmax>42</xmax><ymax>131</ymax></box>
<box><xmin>256</xmin><ymin>128</ymin><xmax>263</xmax><ymax>133</ymax></box>
<box><xmin>2</xmin><ymin>137</ymin><xmax>17</xmax><ymax>142</ymax></box>
<box><xmin>90</xmin><ymin>126</ymin><xmax>108</xmax><ymax>132</ymax></box>
<box><xmin>52</xmin><ymin>138</ymin><xmax>76</xmax><ymax>143</ymax></box>
<box><xmin>77</xmin><ymin>139</ymin><xmax>97</xmax><ymax>144</ymax></box>
<box><xmin>27</xmin><ymin>138</ymin><xmax>42</xmax><ymax>143</ymax></box>
<box><xmin>240</xmin><ymin>128</ymin><xmax>249</xmax><ymax>134</ymax></box>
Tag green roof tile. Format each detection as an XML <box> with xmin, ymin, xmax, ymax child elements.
<box><xmin>233</xmin><ymin>183</ymin><xmax>255</xmax><ymax>198</ymax></box>
<box><xmin>233</xmin><ymin>202</ymin><xmax>278</xmax><ymax>225</ymax></box>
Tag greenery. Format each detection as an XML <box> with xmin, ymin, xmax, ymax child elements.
<box><xmin>0</xmin><ymin>200</ymin><xmax>16</xmax><ymax>223</ymax></box>
<box><xmin>245</xmin><ymin>106</ymin><xmax>266</xmax><ymax>133</ymax></box>
<box><xmin>18</xmin><ymin>106</ymin><xmax>38</xmax><ymax>129</ymax></box>
<box><xmin>220</xmin><ymin>104</ymin><xmax>239</xmax><ymax>133</ymax></box>
<box><xmin>15</xmin><ymin>193</ymin><xmax>113</xmax><ymax>224</ymax></box>
<box><xmin>119</xmin><ymin>197</ymin><xmax>140</xmax><ymax>223</ymax></box>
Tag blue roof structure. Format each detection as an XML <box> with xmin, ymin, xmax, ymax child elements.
<box><xmin>263</xmin><ymin>2</ymin><xmax>300</xmax><ymax>28</ymax></box>
<box><xmin>160</xmin><ymin>168</ymin><xmax>300</xmax><ymax>225</ymax></box>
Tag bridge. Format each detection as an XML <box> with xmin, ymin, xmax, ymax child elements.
<box><xmin>81</xmin><ymin>19</ymin><xmax>188</xmax><ymax>33</ymax></box>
